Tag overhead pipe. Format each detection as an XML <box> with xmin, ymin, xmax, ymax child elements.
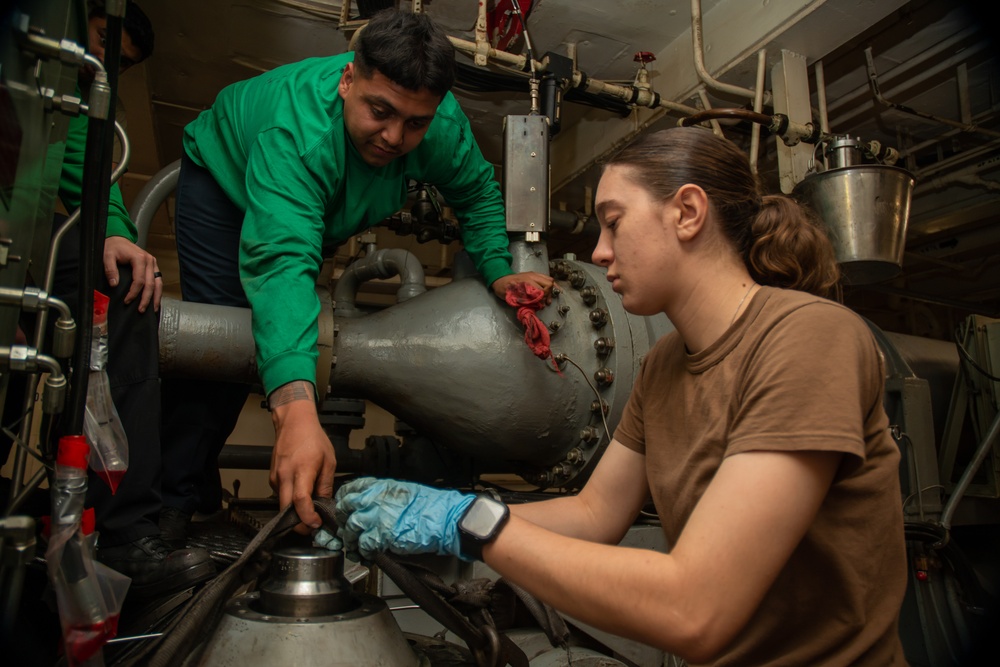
<box><xmin>694</xmin><ymin>88</ymin><xmax>724</xmax><ymax>138</ymax></box>
<box><xmin>446</xmin><ymin>37</ymin><xmax>698</xmax><ymax>116</ymax></box>
<box><xmin>690</xmin><ymin>0</ymin><xmax>772</xmax><ymax>106</ymax></box>
<box><xmin>813</xmin><ymin>59</ymin><xmax>830</xmax><ymax>171</ymax></box>
<box><xmin>826</xmin><ymin>26</ymin><xmax>981</xmax><ymax>118</ymax></box>
<box><xmin>865</xmin><ymin>47</ymin><xmax>1000</xmax><ymax>141</ymax></box>
<box><xmin>680</xmin><ymin>108</ymin><xmax>822</xmax><ymax>147</ymax></box>
<box><xmin>835</xmin><ymin>41</ymin><xmax>992</xmax><ymax>130</ymax></box>
<box><xmin>749</xmin><ymin>49</ymin><xmax>767</xmax><ymax>174</ymax></box>
<box><xmin>914</xmin><ymin>139</ymin><xmax>1000</xmax><ymax>181</ymax></box>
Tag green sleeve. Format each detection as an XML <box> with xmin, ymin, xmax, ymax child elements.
<box><xmin>425</xmin><ymin>108</ymin><xmax>512</xmax><ymax>287</ymax></box>
<box><xmin>59</xmin><ymin>112</ymin><xmax>138</xmax><ymax>242</ymax></box>
<box><xmin>239</xmin><ymin>128</ymin><xmax>330</xmax><ymax>395</ymax></box>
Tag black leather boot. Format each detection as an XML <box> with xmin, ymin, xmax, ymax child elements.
<box><xmin>158</xmin><ymin>506</ymin><xmax>193</xmax><ymax>551</ymax></box>
<box><xmin>98</xmin><ymin>535</ymin><xmax>215</xmax><ymax>598</ymax></box>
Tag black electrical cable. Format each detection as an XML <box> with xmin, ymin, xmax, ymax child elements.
<box><xmin>554</xmin><ymin>353</ymin><xmax>612</xmax><ymax>444</ymax></box>
<box><xmin>956</xmin><ymin>338</ymin><xmax>1000</xmax><ymax>382</ymax></box>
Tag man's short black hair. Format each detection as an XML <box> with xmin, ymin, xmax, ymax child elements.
<box><xmin>354</xmin><ymin>9</ymin><xmax>455</xmax><ymax>98</ymax></box>
<box><xmin>90</xmin><ymin>1</ymin><xmax>155</xmax><ymax>63</ymax></box>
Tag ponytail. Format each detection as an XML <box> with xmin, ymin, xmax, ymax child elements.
<box><xmin>747</xmin><ymin>195</ymin><xmax>841</xmax><ymax>299</ymax></box>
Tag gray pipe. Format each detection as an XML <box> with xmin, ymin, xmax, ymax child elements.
<box><xmin>333</xmin><ymin>248</ymin><xmax>426</xmax><ymax>318</ymax></box>
<box><xmin>940</xmin><ymin>410</ymin><xmax>1000</xmax><ymax>531</ymax></box>
<box><xmin>158</xmin><ymin>298</ymin><xmax>258</xmax><ymax>382</ymax></box>
<box><xmin>130</xmin><ymin>159</ymin><xmax>181</xmax><ymax>250</ymax></box>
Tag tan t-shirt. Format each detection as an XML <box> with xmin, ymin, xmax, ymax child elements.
<box><xmin>616</xmin><ymin>286</ymin><xmax>908</xmax><ymax>666</ymax></box>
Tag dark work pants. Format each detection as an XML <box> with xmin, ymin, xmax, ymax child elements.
<box><xmin>160</xmin><ymin>154</ymin><xmax>252</xmax><ymax>515</ymax></box>
<box><xmin>1</xmin><ymin>221</ymin><xmax>162</xmax><ymax>547</ymax></box>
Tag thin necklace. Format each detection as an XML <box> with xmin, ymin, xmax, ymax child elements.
<box><xmin>731</xmin><ymin>283</ymin><xmax>756</xmax><ymax>325</ymax></box>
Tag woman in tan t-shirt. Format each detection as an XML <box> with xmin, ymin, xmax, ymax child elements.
<box><xmin>331</xmin><ymin>127</ymin><xmax>909</xmax><ymax>665</ymax></box>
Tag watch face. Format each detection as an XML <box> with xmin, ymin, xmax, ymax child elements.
<box><xmin>460</xmin><ymin>497</ymin><xmax>508</xmax><ymax>539</ymax></box>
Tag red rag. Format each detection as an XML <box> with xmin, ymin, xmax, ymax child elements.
<box><xmin>505</xmin><ymin>283</ymin><xmax>561</xmax><ymax>373</ymax></box>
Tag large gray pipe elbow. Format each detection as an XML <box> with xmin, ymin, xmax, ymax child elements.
<box><xmin>334</xmin><ymin>248</ymin><xmax>426</xmax><ymax>318</ymax></box>
<box><xmin>131</xmin><ymin>159</ymin><xmax>181</xmax><ymax>249</ymax></box>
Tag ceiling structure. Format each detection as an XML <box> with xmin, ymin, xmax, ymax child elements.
<box><xmin>119</xmin><ymin>0</ymin><xmax>1000</xmax><ymax>341</ymax></box>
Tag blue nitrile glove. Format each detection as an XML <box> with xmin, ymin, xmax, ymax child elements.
<box><xmin>312</xmin><ymin>527</ymin><xmax>343</xmax><ymax>552</ymax></box>
<box><xmin>334</xmin><ymin>477</ymin><xmax>475</xmax><ymax>561</ymax></box>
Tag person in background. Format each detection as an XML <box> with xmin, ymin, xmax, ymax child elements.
<box><xmin>328</xmin><ymin>127</ymin><xmax>909</xmax><ymax>665</ymax></box>
<box><xmin>157</xmin><ymin>8</ymin><xmax>553</xmax><ymax>547</ymax></box>
<box><xmin>0</xmin><ymin>0</ymin><xmax>215</xmax><ymax>598</ymax></box>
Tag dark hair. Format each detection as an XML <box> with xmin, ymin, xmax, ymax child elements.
<box><xmin>604</xmin><ymin>127</ymin><xmax>840</xmax><ymax>298</ymax></box>
<box><xmin>90</xmin><ymin>1</ymin><xmax>155</xmax><ymax>63</ymax></box>
<box><xmin>354</xmin><ymin>9</ymin><xmax>455</xmax><ymax>97</ymax></box>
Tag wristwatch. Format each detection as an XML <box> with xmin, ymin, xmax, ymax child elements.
<box><xmin>457</xmin><ymin>494</ymin><xmax>510</xmax><ymax>561</ymax></box>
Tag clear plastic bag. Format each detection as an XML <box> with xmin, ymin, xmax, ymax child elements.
<box><xmin>47</xmin><ymin>436</ymin><xmax>131</xmax><ymax>666</ymax></box>
<box><xmin>83</xmin><ymin>291</ymin><xmax>128</xmax><ymax>493</ymax></box>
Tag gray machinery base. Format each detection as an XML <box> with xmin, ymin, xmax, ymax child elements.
<box><xmin>198</xmin><ymin>592</ymin><xmax>422</xmax><ymax>667</ymax></box>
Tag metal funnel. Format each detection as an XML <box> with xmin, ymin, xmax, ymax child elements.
<box><xmin>794</xmin><ymin>141</ymin><xmax>915</xmax><ymax>284</ymax></box>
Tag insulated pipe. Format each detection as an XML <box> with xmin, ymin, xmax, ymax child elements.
<box><xmin>158</xmin><ymin>298</ymin><xmax>258</xmax><ymax>382</ymax></box>
<box><xmin>130</xmin><ymin>159</ymin><xmax>180</xmax><ymax>250</ymax></box>
<box><xmin>690</xmin><ymin>0</ymin><xmax>770</xmax><ymax>105</ymax></box>
<box><xmin>333</xmin><ymin>249</ymin><xmax>427</xmax><ymax>319</ymax></box>
<box><xmin>446</xmin><ymin>36</ymin><xmax>698</xmax><ymax>116</ymax></box>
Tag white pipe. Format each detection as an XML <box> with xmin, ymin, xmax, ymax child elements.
<box><xmin>690</xmin><ymin>0</ymin><xmax>757</xmax><ymax>102</ymax></box>
<box><xmin>814</xmin><ymin>60</ymin><xmax>829</xmax><ymax>135</ymax></box>
<box><xmin>813</xmin><ymin>59</ymin><xmax>829</xmax><ymax>171</ymax></box>
<box><xmin>750</xmin><ymin>49</ymin><xmax>767</xmax><ymax>174</ymax></box>
<box><xmin>695</xmin><ymin>88</ymin><xmax>724</xmax><ymax>138</ymax></box>
<box><xmin>448</xmin><ymin>36</ymin><xmax>699</xmax><ymax>116</ymax></box>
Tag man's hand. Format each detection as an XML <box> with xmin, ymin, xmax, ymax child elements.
<box><xmin>104</xmin><ymin>235</ymin><xmax>163</xmax><ymax>312</ymax></box>
<box><xmin>268</xmin><ymin>381</ymin><xmax>337</xmax><ymax>531</ymax></box>
<box><xmin>491</xmin><ymin>271</ymin><xmax>555</xmax><ymax>302</ymax></box>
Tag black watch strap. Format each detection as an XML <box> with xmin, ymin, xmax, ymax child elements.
<box><xmin>457</xmin><ymin>495</ymin><xmax>510</xmax><ymax>561</ymax></box>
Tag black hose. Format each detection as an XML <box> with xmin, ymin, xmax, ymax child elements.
<box><xmin>62</xmin><ymin>12</ymin><xmax>123</xmax><ymax>437</ymax></box>
<box><xmin>374</xmin><ymin>554</ymin><xmax>529</xmax><ymax>667</ymax></box>
<box><xmin>497</xmin><ymin>578</ymin><xmax>569</xmax><ymax>648</ymax></box>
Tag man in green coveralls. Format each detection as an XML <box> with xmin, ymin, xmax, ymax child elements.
<box><xmin>158</xmin><ymin>8</ymin><xmax>553</xmax><ymax>543</ymax></box>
